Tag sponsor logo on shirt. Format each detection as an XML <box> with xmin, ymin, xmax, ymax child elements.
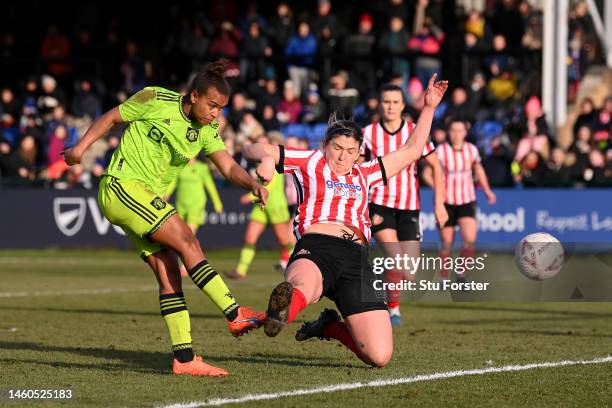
<box><xmin>325</xmin><ymin>180</ymin><xmax>363</xmax><ymax>199</ymax></box>
<box><xmin>147</xmin><ymin>126</ymin><xmax>163</xmax><ymax>142</ymax></box>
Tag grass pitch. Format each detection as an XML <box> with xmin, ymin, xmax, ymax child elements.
<box><xmin>0</xmin><ymin>249</ymin><xmax>611</xmax><ymax>407</ymax></box>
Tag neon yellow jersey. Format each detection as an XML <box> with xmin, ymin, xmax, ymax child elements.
<box><xmin>105</xmin><ymin>86</ymin><xmax>226</xmax><ymax>195</ymax></box>
<box><xmin>166</xmin><ymin>160</ymin><xmax>223</xmax><ymax>212</ymax></box>
<box><xmin>249</xmin><ymin>172</ymin><xmax>288</xmax><ymax>209</ymax></box>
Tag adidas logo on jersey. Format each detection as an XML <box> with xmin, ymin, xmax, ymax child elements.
<box><xmin>295</xmin><ymin>249</ymin><xmax>311</xmax><ymax>256</ymax></box>
<box><xmin>163</xmin><ymin>119</ymin><xmax>171</xmax><ymax>125</ymax></box>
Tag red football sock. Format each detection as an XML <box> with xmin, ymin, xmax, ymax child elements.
<box><xmin>459</xmin><ymin>246</ymin><xmax>475</xmax><ymax>259</ymax></box>
<box><xmin>384</xmin><ymin>269</ymin><xmax>403</xmax><ymax>308</ymax></box>
<box><xmin>287</xmin><ymin>287</ymin><xmax>307</xmax><ymax>323</ymax></box>
<box><xmin>280</xmin><ymin>246</ymin><xmax>290</xmax><ymax>262</ymax></box>
<box><xmin>387</xmin><ymin>301</ymin><xmax>400</xmax><ymax>309</ymax></box>
<box><xmin>323</xmin><ymin>321</ymin><xmax>364</xmax><ymax>360</ymax></box>
<box><xmin>439</xmin><ymin>250</ymin><xmax>451</xmax><ymax>278</ymax></box>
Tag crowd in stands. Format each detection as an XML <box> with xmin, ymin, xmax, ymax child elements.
<box><xmin>0</xmin><ymin>0</ymin><xmax>610</xmax><ymax>189</ymax></box>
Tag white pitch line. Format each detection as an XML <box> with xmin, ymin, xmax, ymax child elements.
<box><xmin>0</xmin><ymin>286</ymin><xmax>157</xmax><ymax>298</ymax></box>
<box><xmin>158</xmin><ymin>356</ymin><xmax>612</xmax><ymax>408</ymax></box>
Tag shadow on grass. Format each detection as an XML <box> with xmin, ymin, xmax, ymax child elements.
<box><xmin>490</xmin><ymin>329</ymin><xmax>612</xmax><ymax>339</ymax></box>
<box><xmin>0</xmin><ymin>305</ymin><xmax>219</xmax><ymax>320</ymax></box>
<box><xmin>0</xmin><ymin>342</ymin><xmax>360</xmax><ymax>373</ymax></box>
<box><xmin>414</xmin><ymin>303</ymin><xmax>612</xmax><ymax>318</ymax></box>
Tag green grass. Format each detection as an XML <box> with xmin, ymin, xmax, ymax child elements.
<box><xmin>0</xmin><ymin>249</ymin><xmax>611</xmax><ymax>407</ymax></box>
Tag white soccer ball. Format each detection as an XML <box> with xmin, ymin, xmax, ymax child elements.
<box><xmin>514</xmin><ymin>232</ymin><xmax>564</xmax><ymax>280</ymax></box>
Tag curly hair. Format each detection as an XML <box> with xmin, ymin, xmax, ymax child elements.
<box><xmin>189</xmin><ymin>60</ymin><xmax>231</xmax><ymax>96</ymax></box>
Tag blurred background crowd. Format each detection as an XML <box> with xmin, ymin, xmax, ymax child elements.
<box><xmin>0</xmin><ymin>0</ymin><xmax>610</xmax><ymax>189</ymax></box>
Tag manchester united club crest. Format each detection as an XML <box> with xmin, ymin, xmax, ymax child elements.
<box><xmin>186</xmin><ymin>127</ymin><xmax>199</xmax><ymax>142</ymax></box>
<box><xmin>151</xmin><ymin>197</ymin><xmax>167</xmax><ymax>210</ymax></box>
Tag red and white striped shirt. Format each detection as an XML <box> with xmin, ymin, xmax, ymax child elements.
<box><xmin>436</xmin><ymin>142</ymin><xmax>481</xmax><ymax>205</ymax></box>
<box><xmin>362</xmin><ymin>121</ymin><xmax>435</xmax><ymax>210</ymax></box>
<box><xmin>277</xmin><ymin>146</ymin><xmax>387</xmax><ymax>241</ymax></box>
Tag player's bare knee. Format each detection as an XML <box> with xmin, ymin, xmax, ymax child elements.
<box><xmin>176</xmin><ymin>233</ymin><xmax>201</xmax><ymax>255</ymax></box>
<box><xmin>363</xmin><ymin>348</ymin><xmax>392</xmax><ymax>368</ymax></box>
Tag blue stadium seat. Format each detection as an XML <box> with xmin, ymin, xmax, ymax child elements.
<box><xmin>281</xmin><ymin>124</ymin><xmax>309</xmax><ymax>138</ymax></box>
<box><xmin>308</xmin><ymin>123</ymin><xmax>327</xmax><ymax>145</ymax></box>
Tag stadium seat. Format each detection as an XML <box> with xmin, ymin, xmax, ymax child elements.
<box><xmin>281</xmin><ymin>124</ymin><xmax>309</xmax><ymax>138</ymax></box>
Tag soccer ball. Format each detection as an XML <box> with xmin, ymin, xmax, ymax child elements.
<box><xmin>514</xmin><ymin>232</ymin><xmax>564</xmax><ymax>280</ymax></box>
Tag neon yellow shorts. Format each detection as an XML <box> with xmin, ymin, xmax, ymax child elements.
<box><xmin>98</xmin><ymin>176</ymin><xmax>176</xmax><ymax>257</ymax></box>
<box><xmin>249</xmin><ymin>205</ymin><xmax>290</xmax><ymax>225</ymax></box>
<box><xmin>177</xmin><ymin>205</ymin><xmax>205</xmax><ymax>227</ymax></box>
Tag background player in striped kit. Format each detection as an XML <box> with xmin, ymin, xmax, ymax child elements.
<box><xmin>362</xmin><ymin>84</ymin><xmax>448</xmax><ymax>326</ymax></box>
<box><xmin>436</xmin><ymin>119</ymin><xmax>496</xmax><ymax>279</ymax></box>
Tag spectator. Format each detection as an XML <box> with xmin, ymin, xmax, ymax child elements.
<box><xmin>71</xmin><ymin>79</ymin><xmax>102</xmax><ymax>120</ymax></box>
<box><xmin>326</xmin><ymin>70</ymin><xmax>359</xmax><ymax>118</ymax></box>
<box><xmin>573</xmin><ymin>98</ymin><xmax>596</xmax><ymax>136</ymax></box>
<box><xmin>484</xmin><ymin>35</ymin><xmax>514</xmax><ymax>77</ymax></box>
<box><xmin>73</xmin><ymin>28</ymin><xmax>98</xmax><ymax>78</ymax></box>
<box><xmin>445</xmin><ymin>86</ymin><xmax>476</xmax><ymax>123</ymax></box>
<box><xmin>311</xmin><ymin>0</ymin><xmax>341</xmax><ymax>40</ymax></box>
<box><xmin>46</xmin><ymin>124</ymin><xmax>70</xmax><ymax>180</ymax></box>
<box><xmin>37</xmin><ymin>75</ymin><xmax>66</xmax><ymax>118</ymax></box>
<box><xmin>241</xmin><ymin>20</ymin><xmax>272</xmax><ymax>83</ymax></box>
<box><xmin>0</xmin><ymin>88</ymin><xmax>20</xmax><ymax>120</ymax></box>
<box><xmin>514</xmin><ymin>97</ymin><xmax>551</xmax><ymax>162</ymax></box>
<box><xmin>21</xmin><ymin>78</ymin><xmax>39</xmax><ymax>116</ymax></box>
<box><xmin>379</xmin><ymin>15</ymin><xmax>410</xmax><ymax>85</ymax></box>
<box><xmin>20</xmin><ymin>114</ymin><xmax>46</xmax><ymax>166</ymax></box>
<box><xmin>236</xmin><ymin>111</ymin><xmax>265</xmax><ymax>143</ymax></box>
<box><xmin>285</xmin><ymin>21</ymin><xmax>318</xmax><ymax>98</ymax></box>
<box><xmin>465</xmin><ymin>9</ymin><xmax>486</xmax><ymax>39</ymax></box>
<box><xmin>318</xmin><ymin>25</ymin><xmax>336</xmax><ymax>80</ymax></box>
<box><xmin>209</xmin><ymin>21</ymin><xmax>242</xmax><ymax>59</ymax></box>
<box><xmin>0</xmin><ymin>134</ymin><xmax>37</xmax><ymax>181</ymax></box>
<box><xmin>542</xmin><ymin>147</ymin><xmax>577</xmax><ymax>186</ymax></box>
<box><xmin>301</xmin><ymin>86</ymin><xmax>327</xmax><ymax>124</ymax></box>
<box><xmin>408</xmin><ymin>21</ymin><xmax>444</xmax><ymax>88</ymax></box>
<box><xmin>261</xmin><ymin>104</ymin><xmax>280</xmax><ymax>131</ymax></box>
<box><xmin>227</xmin><ymin>92</ymin><xmax>247</xmax><ymax>131</ymax></box>
<box><xmin>583</xmin><ymin>149</ymin><xmax>608</xmax><ymax>186</ymax></box>
<box><xmin>482</xmin><ymin>135</ymin><xmax>514</xmax><ymax>187</ymax></box>
<box><xmin>591</xmin><ymin>96</ymin><xmax>611</xmax><ymax>150</ymax></box>
<box><xmin>40</xmin><ymin>24</ymin><xmax>71</xmax><ymax>77</ymax></box>
<box><xmin>121</xmin><ymin>41</ymin><xmax>148</xmax><ymax>95</ymax></box>
<box><xmin>354</xmin><ymin>92</ymin><xmax>379</xmax><ymax>126</ymax></box>
<box><xmin>266</xmin><ymin>2</ymin><xmax>294</xmax><ymax>54</ymax></box>
<box><xmin>344</xmin><ymin>13</ymin><xmax>377</xmax><ymax>95</ymax></box>
<box><xmin>516</xmin><ymin>150</ymin><xmax>546</xmax><ymax>187</ymax></box>
<box><xmin>259</xmin><ymin>78</ymin><xmax>282</xmax><ymax>111</ymax></box>
<box><xmin>405</xmin><ymin>77</ymin><xmax>424</xmax><ymax>118</ymax></box>
<box><xmin>183</xmin><ymin>22</ymin><xmax>212</xmax><ymax>61</ymax></box>
<box><xmin>567</xmin><ymin>35</ymin><xmax>589</xmax><ymax>102</ymax></box>
<box><xmin>277</xmin><ymin>80</ymin><xmax>302</xmax><ymax>124</ymax></box>
<box><xmin>569</xmin><ymin>125</ymin><xmax>593</xmax><ymax>175</ymax></box>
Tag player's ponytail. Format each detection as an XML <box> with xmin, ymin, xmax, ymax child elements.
<box><xmin>189</xmin><ymin>59</ymin><xmax>231</xmax><ymax>96</ymax></box>
<box><xmin>324</xmin><ymin>111</ymin><xmax>363</xmax><ymax>146</ymax></box>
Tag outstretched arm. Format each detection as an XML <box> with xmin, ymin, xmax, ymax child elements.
<box><xmin>241</xmin><ymin>143</ymin><xmax>280</xmax><ymax>184</ymax></box>
<box><xmin>424</xmin><ymin>153</ymin><xmax>449</xmax><ymax>227</ymax></box>
<box><xmin>380</xmin><ymin>74</ymin><xmax>448</xmax><ymax>179</ymax></box>
<box><xmin>474</xmin><ymin>162</ymin><xmax>496</xmax><ymax>204</ymax></box>
<box><xmin>208</xmin><ymin>149</ymin><xmax>269</xmax><ymax>208</ymax></box>
<box><xmin>63</xmin><ymin>107</ymin><xmax>123</xmax><ymax>165</ymax></box>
